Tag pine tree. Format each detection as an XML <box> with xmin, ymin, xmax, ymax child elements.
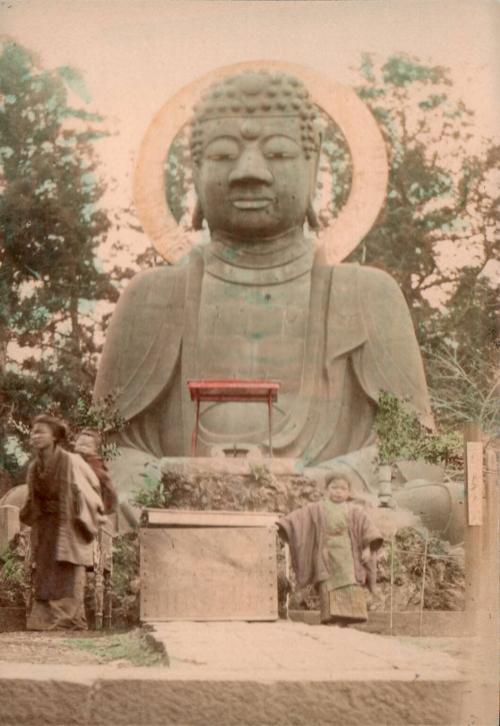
<box><xmin>347</xmin><ymin>54</ymin><xmax>499</xmax><ymax>432</ymax></box>
<box><xmin>0</xmin><ymin>41</ymin><xmax>117</xmax><ymax>471</ymax></box>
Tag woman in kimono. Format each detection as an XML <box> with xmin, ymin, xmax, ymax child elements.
<box><xmin>278</xmin><ymin>476</ymin><xmax>383</xmax><ymax>625</ymax></box>
<box><xmin>20</xmin><ymin>415</ymin><xmax>104</xmax><ymax>630</ymax></box>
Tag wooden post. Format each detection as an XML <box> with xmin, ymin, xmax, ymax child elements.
<box><xmin>477</xmin><ymin>443</ymin><xmax>499</xmax><ymax>721</ymax></box>
<box><xmin>483</xmin><ymin>442</ymin><xmax>499</xmax><ymax>616</ymax></box>
<box><xmin>463</xmin><ymin>423</ymin><xmax>483</xmax><ymax>623</ymax></box>
<box><xmin>461</xmin><ymin>427</ymin><xmax>499</xmax><ymax>725</ymax></box>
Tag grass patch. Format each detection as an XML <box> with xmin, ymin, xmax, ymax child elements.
<box><xmin>64</xmin><ymin>629</ymin><xmax>168</xmax><ymax>667</ymax></box>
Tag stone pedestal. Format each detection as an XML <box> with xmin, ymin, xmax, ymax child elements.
<box><xmin>140</xmin><ymin>509</ymin><xmax>279</xmax><ymax>622</ymax></box>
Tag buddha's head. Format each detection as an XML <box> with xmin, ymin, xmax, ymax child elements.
<box><xmin>190</xmin><ymin>71</ymin><xmax>321</xmax><ymax>241</ymax></box>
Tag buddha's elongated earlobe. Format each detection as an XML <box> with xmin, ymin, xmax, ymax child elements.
<box><xmin>306</xmin><ymin>131</ymin><xmax>321</xmax><ymax>231</ymax></box>
<box><xmin>306</xmin><ymin>202</ymin><xmax>320</xmax><ymax>230</ymax></box>
<box><xmin>192</xmin><ymin>199</ymin><xmax>204</xmax><ymax>230</ymax></box>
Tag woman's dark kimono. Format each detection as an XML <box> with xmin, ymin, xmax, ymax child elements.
<box><xmin>20</xmin><ymin>446</ymin><xmax>103</xmax><ymax>630</ymax></box>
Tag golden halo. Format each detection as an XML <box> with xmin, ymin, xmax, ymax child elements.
<box><xmin>134</xmin><ymin>60</ymin><xmax>388</xmax><ymax>265</ymax></box>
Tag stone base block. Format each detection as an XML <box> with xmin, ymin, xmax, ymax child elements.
<box><xmin>0</xmin><ymin>664</ymin><xmax>466</xmax><ymax>726</ymax></box>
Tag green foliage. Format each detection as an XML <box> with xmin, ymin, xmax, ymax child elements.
<box><xmin>73</xmin><ymin>388</ymin><xmax>125</xmax><ymax>460</ymax></box>
<box><xmin>110</xmin><ymin>532</ymin><xmax>140</xmax><ymax>628</ymax></box>
<box><xmin>351</xmin><ymin>53</ymin><xmax>499</xmax><ymax>433</ymax></box>
<box><xmin>0</xmin><ymin>546</ymin><xmax>23</xmax><ymax>585</ymax></box>
<box><xmin>164</xmin><ymin>128</ymin><xmax>193</xmax><ymax>225</ymax></box>
<box><xmin>375</xmin><ymin>392</ymin><xmax>423</xmax><ymax>464</ymax></box>
<box><xmin>65</xmin><ymin>630</ymin><xmax>168</xmax><ymax>666</ymax></box>
<box><xmin>0</xmin><ymin>539</ymin><xmax>26</xmax><ymax>607</ymax></box>
<box><xmin>375</xmin><ymin>391</ymin><xmax>461</xmax><ymax>464</ymax></box>
<box><xmin>131</xmin><ymin>461</ymin><xmax>166</xmax><ymax>509</ymax></box>
<box><xmin>0</xmin><ymin>385</ymin><xmax>125</xmax><ymax>465</ymax></box>
<box><xmin>427</xmin><ymin>339</ymin><xmax>499</xmax><ymax>434</ymax></box>
<box><xmin>0</xmin><ymin>40</ymin><xmax>117</xmax><ymax>473</ymax></box>
<box><xmin>112</xmin><ymin>532</ymin><xmax>139</xmax><ymax>600</ymax></box>
<box><xmin>424</xmin><ymin>272</ymin><xmax>499</xmax><ymax>433</ymax></box>
<box><xmin>374</xmin><ymin>527</ymin><xmax>464</xmax><ymax>611</ymax></box>
<box><xmin>352</xmin><ymin>54</ymin><xmax>473</xmax><ymax>298</ymax></box>
<box><xmin>315</xmin><ymin>113</ymin><xmax>352</xmax><ymax>224</ymax></box>
<box><xmin>380</xmin><ymin>55</ymin><xmax>451</xmax><ymax>88</ymax></box>
<box><xmin>248</xmin><ymin>463</ymin><xmax>274</xmax><ymax>486</ymax></box>
<box><xmin>132</xmin><ymin>466</ymin><xmax>321</xmax><ymax>514</ymax></box>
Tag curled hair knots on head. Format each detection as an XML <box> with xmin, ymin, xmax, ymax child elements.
<box><xmin>190</xmin><ymin>71</ymin><xmax>320</xmax><ymax>165</ymax></box>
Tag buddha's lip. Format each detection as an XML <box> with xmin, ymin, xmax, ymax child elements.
<box><xmin>231</xmin><ymin>198</ymin><xmax>272</xmax><ymax>210</ymax></box>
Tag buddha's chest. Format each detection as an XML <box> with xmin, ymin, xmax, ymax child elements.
<box><xmin>196</xmin><ymin>273</ymin><xmax>311</xmax><ymax>391</ymax></box>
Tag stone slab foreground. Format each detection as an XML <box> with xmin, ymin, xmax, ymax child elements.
<box><xmin>0</xmin><ymin>621</ymin><xmax>473</xmax><ymax>725</ymax></box>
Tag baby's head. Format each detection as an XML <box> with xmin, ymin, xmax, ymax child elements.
<box><xmin>74</xmin><ymin>429</ymin><xmax>101</xmax><ymax>457</ymax></box>
<box><xmin>325</xmin><ymin>476</ymin><xmax>351</xmax><ymax>503</ymax></box>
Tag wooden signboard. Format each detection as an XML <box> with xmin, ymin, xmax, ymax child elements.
<box><xmin>466</xmin><ymin>441</ymin><xmax>483</xmax><ymax>526</ymax></box>
<box><xmin>140</xmin><ymin>509</ymin><xmax>279</xmax><ymax>622</ymax></box>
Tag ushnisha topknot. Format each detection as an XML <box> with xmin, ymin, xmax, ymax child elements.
<box><xmin>190</xmin><ymin>71</ymin><xmax>320</xmax><ymax>165</ymax></box>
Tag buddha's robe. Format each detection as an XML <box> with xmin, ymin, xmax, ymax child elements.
<box><xmin>94</xmin><ymin>244</ymin><xmax>432</xmax><ymax>465</ymax></box>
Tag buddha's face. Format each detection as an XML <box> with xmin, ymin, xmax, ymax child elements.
<box><xmin>194</xmin><ymin>116</ymin><xmax>317</xmax><ymax>240</ymax></box>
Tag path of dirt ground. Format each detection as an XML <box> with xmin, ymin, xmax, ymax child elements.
<box><xmin>0</xmin><ymin>627</ymin><xmax>466</xmax><ymax>667</ymax></box>
<box><xmin>0</xmin><ymin>631</ymin><xmax>132</xmax><ymax>666</ymax></box>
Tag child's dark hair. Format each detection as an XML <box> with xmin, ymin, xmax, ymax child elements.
<box><xmin>76</xmin><ymin>429</ymin><xmax>102</xmax><ymax>448</ymax></box>
<box><xmin>325</xmin><ymin>474</ymin><xmax>352</xmax><ymax>489</ymax></box>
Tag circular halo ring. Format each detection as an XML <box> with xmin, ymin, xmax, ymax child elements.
<box><xmin>134</xmin><ymin>60</ymin><xmax>388</xmax><ymax>265</ymax></box>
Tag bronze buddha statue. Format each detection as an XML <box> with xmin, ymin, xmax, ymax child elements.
<box><xmin>94</xmin><ymin>70</ymin><xmax>432</xmax><ymax>502</ymax></box>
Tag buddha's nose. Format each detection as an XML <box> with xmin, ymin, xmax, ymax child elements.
<box><xmin>229</xmin><ymin>149</ymin><xmax>273</xmax><ymax>185</ymax></box>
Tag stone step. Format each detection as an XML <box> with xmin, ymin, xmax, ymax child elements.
<box><xmin>0</xmin><ymin>621</ymin><xmax>487</xmax><ymax>725</ymax></box>
<box><xmin>0</xmin><ymin>659</ymin><xmax>466</xmax><ymax>726</ymax></box>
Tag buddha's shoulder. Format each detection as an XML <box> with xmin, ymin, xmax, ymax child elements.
<box><xmin>119</xmin><ymin>261</ymin><xmax>189</xmax><ymax>304</ymax></box>
<box><xmin>332</xmin><ymin>262</ymin><xmax>400</xmax><ymax>287</ymax></box>
<box><xmin>331</xmin><ymin>263</ymin><xmax>405</xmax><ymax>301</ymax></box>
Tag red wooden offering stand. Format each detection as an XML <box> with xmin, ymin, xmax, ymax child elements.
<box><xmin>187</xmin><ymin>379</ymin><xmax>280</xmax><ymax>457</ymax></box>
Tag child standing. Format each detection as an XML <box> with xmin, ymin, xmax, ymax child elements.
<box><xmin>74</xmin><ymin>430</ymin><xmax>118</xmax><ymax>515</ymax></box>
<box><xmin>278</xmin><ymin>476</ymin><xmax>383</xmax><ymax>625</ymax></box>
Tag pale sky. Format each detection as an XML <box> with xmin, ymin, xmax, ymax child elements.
<box><xmin>1</xmin><ymin>0</ymin><xmax>499</xmax><ymax>270</ymax></box>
